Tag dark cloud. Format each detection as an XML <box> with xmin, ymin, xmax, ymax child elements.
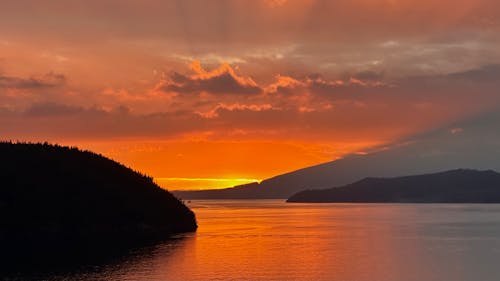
<box><xmin>266</xmin><ymin>73</ymin><xmax>386</xmax><ymax>99</ymax></box>
<box><xmin>448</xmin><ymin>64</ymin><xmax>500</xmax><ymax>82</ymax></box>
<box><xmin>0</xmin><ymin>72</ymin><xmax>66</xmax><ymax>89</ymax></box>
<box><xmin>157</xmin><ymin>62</ymin><xmax>261</xmax><ymax>95</ymax></box>
<box><xmin>159</xmin><ymin>72</ymin><xmax>261</xmax><ymax>95</ymax></box>
<box><xmin>24</xmin><ymin>103</ymin><xmax>83</xmax><ymax>117</ymax></box>
<box><xmin>0</xmin><ymin>103</ymin><xmax>209</xmax><ymax>139</ymax></box>
<box><xmin>351</xmin><ymin>70</ymin><xmax>385</xmax><ymax>82</ymax></box>
<box><xmin>394</xmin><ymin>64</ymin><xmax>500</xmax><ymax>99</ymax></box>
<box><xmin>0</xmin><ymin>98</ymin><xmax>424</xmax><ymax>142</ymax></box>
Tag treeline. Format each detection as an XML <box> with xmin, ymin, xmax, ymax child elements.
<box><xmin>0</xmin><ymin>140</ymin><xmax>155</xmax><ymax>182</ymax></box>
<box><xmin>0</xmin><ymin>141</ymin><xmax>197</xmax><ymax>242</ymax></box>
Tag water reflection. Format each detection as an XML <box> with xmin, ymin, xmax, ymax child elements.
<box><xmin>1</xmin><ymin>235</ymin><xmax>192</xmax><ymax>281</ymax></box>
<box><xmin>5</xmin><ymin>201</ymin><xmax>500</xmax><ymax>281</ymax></box>
<box><xmin>47</xmin><ymin>235</ymin><xmax>196</xmax><ymax>281</ymax></box>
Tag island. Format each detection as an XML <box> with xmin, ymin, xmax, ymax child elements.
<box><xmin>0</xmin><ymin>142</ymin><xmax>197</xmax><ymax>250</ymax></box>
<box><xmin>287</xmin><ymin>169</ymin><xmax>500</xmax><ymax>203</ymax></box>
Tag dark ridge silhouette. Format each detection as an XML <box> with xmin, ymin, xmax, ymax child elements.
<box><xmin>173</xmin><ymin>182</ymin><xmax>265</xmax><ymax>199</ymax></box>
<box><xmin>173</xmin><ymin>109</ymin><xmax>500</xmax><ymax>200</ymax></box>
<box><xmin>0</xmin><ymin>141</ymin><xmax>197</xmax><ymax>269</ymax></box>
<box><xmin>287</xmin><ymin>169</ymin><xmax>500</xmax><ymax>203</ymax></box>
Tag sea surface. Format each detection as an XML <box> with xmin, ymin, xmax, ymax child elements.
<box><xmin>16</xmin><ymin>200</ymin><xmax>500</xmax><ymax>281</ymax></box>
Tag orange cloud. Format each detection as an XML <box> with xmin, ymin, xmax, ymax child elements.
<box><xmin>264</xmin><ymin>0</ymin><xmax>288</xmax><ymax>8</ymax></box>
<box><xmin>155</xmin><ymin>60</ymin><xmax>261</xmax><ymax>95</ymax></box>
<box><xmin>199</xmin><ymin>103</ymin><xmax>275</xmax><ymax>118</ymax></box>
<box><xmin>3</xmin><ymin>62</ymin><xmax>499</xmax><ymax>144</ymax></box>
<box><xmin>266</xmin><ymin>75</ymin><xmax>305</xmax><ymax>93</ymax></box>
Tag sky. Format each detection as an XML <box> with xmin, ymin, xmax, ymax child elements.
<box><xmin>1</xmin><ymin>0</ymin><xmax>500</xmax><ymax>190</ymax></box>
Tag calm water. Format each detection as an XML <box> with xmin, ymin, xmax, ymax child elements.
<box><xmin>31</xmin><ymin>201</ymin><xmax>500</xmax><ymax>280</ymax></box>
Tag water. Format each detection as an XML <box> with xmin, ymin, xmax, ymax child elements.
<box><xmin>17</xmin><ymin>201</ymin><xmax>500</xmax><ymax>280</ymax></box>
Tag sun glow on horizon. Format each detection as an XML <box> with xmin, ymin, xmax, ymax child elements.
<box><xmin>155</xmin><ymin>177</ymin><xmax>261</xmax><ymax>191</ymax></box>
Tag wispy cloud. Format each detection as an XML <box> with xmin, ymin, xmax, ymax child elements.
<box><xmin>0</xmin><ymin>72</ymin><xmax>65</xmax><ymax>89</ymax></box>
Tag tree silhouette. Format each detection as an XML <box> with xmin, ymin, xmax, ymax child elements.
<box><xmin>0</xmin><ymin>141</ymin><xmax>197</xmax><ymax>244</ymax></box>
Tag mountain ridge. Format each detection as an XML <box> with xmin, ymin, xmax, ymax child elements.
<box><xmin>173</xmin><ymin>109</ymin><xmax>500</xmax><ymax>200</ymax></box>
<box><xmin>287</xmin><ymin>169</ymin><xmax>500</xmax><ymax>203</ymax></box>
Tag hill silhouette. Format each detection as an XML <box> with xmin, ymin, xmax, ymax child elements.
<box><xmin>173</xmin><ymin>109</ymin><xmax>500</xmax><ymax>200</ymax></box>
<box><xmin>287</xmin><ymin>169</ymin><xmax>500</xmax><ymax>203</ymax></box>
<box><xmin>0</xmin><ymin>142</ymin><xmax>197</xmax><ymax>247</ymax></box>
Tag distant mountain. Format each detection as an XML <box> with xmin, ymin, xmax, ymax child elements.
<box><xmin>287</xmin><ymin>169</ymin><xmax>500</xmax><ymax>203</ymax></box>
<box><xmin>0</xmin><ymin>142</ymin><xmax>197</xmax><ymax>245</ymax></box>
<box><xmin>173</xmin><ymin>109</ymin><xmax>500</xmax><ymax>199</ymax></box>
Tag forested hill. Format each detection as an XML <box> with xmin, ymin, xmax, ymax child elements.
<box><xmin>0</xmin><ymin>142</ymin><xmax>197</xmax><ymax>242</ymax></box>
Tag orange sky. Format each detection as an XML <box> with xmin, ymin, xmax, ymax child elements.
<box><xmin>1</xmin><ymin>0</ymin><xmax>500</xmax><ymax>189</ymax></box>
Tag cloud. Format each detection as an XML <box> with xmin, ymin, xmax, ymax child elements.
<box><xmin>199</xmin><ymin>103</ymin><xmax>275</xmax><ymax>118</ymax></box>
<box><xmin>265</xmin><ymin>73</ymin><xmax>384</xmax><ymax>99</ymax></box>
<box><xmin>0</xmin><ymin>72</ymin><xmax>66</xmax><ymax>89</ymax></box>
<box><xmin>351</xmin><ymin>70</ymin><xmax>385</xmax><ymax>82</ymax></box>
<box><xmin>448</xmin><ymin>64</ymin><xmax>500</xmax><ymax>82</ymax></box>
<box><xmin>396</xmin><ymin>64</ymin><xmax>500</xmax><ymax>99</ymax></box>
<box><xmin>264</xmin><ymin>0</ymin><xmax>288</xmax><ymax>8</ymax></box>
<box><xmin>0</xmin><ymin>98</ymin><xmax>422</xmax><ymax>143</ymax></box>
<box><xmin>156</xmin><ymin>60</ymin><xmax>261</xmax><ymax>95</ymax></box>
<box><xmin>2</xmin><ymin>62</ymin><xmax>500</xmax><ymax>152</ymax></box>
<box><xmin>265</xmin><ymin>75</ymin><xmax>306</xmax><ymax>94</ymax></box>
<box><xmin>0</xmin><ymin>103</ymin><xmax>209</xmax><ymax>139</ymax></box>
<box><xmin>24</xmin><ymin>102</ymin><xmax>83</xmax><ymax>117</ymax></box>
<box><xmin>150</xmin><ymin>61</ymin><xmax>391</xmax><ymax>119</ymax></box>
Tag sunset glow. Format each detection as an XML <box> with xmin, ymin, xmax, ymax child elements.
<box><xmin>155</xmin><ymin>178</ymin><xmax>261</xmax><ymax>191</ymax></box>
<box><xmin>2</xmin><ymin>0</ymin><xmax>500</xmax><ymax>189</ymax></box>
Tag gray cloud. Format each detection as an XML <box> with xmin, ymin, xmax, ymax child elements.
<box><xmin>448</xmin><ymin>64</ymin><xmax>500</xmax><ymax>82</ymax></box>
<box><xmin>24</xmin><ymin>103</ymin><xmax>83</xmax><ymax>117</ymax></box>
<box><xmin>0</xmin><ymin>72</ymin><xmax>66</xmax><ymax>89</ymax></box>
<box><xmin>158</xmin><ymin>71</ymin><xmax>261</xmax><ymax>95</ymax></box>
